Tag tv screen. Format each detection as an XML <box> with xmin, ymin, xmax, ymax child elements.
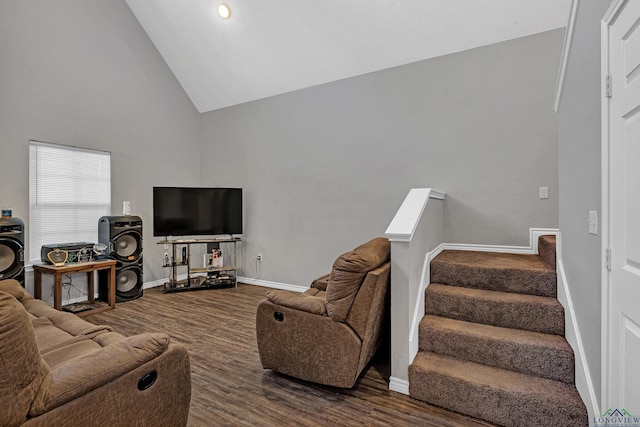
<box><xmin>153</xmin><ymin>187</ymin><xmax>242</xmax><ymax>237</ymax></box>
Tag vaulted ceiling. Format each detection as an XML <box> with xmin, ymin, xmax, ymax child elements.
<box><xmin>125</xmin><ymin>0</ymin><xmax>572</xmax><ymax>113</ymax></box>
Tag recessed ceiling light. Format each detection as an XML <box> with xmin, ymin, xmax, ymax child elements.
<box><xmin>217</xmin><ymin>3</ymin><xmax>231</xmax><ymax>19</ymax></box>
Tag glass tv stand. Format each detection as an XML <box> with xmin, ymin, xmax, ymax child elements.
<box><xmin>158</xmin><ymin>237</ymin><xmax>240</xmax><ymax>292</ymax></box>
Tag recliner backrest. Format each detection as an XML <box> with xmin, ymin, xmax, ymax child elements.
<box><xmin>325</xmin><ymin>238</ymin><xmax>390</xmax><ymax>322</ymax></box>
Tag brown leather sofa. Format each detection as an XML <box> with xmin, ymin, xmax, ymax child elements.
<box><xmin>256</xmin><ymin>237</ymin><xmax>390</xmax><ymax>388</ymax></box>
<box><xmin>0</xmin><ymin>279</ymin><xmax>191</xmax><ymax>427</ymax></box>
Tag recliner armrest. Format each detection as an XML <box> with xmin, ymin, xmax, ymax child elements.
<box><xmin>266</xmin><ymin>289</ymin><xmax>327</xmax><ymax>316</ymax></box>
<box><xmin>310</xmin><ymin>273</ymin><xmax>330</xmax><ymax>291</ymax></box>
<box><xmin>30</xmin><ymin>333</ymin><xmax>170</xmax><ymax>416</ymax></box>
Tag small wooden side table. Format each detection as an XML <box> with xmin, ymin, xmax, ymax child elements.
<box><xmin>33</xmin><ymin>259</ymin><xmax>117</xmax><ymax>317</ymax></box>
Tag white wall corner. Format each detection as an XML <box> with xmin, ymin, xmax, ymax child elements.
<box><xmin>553</xmin><ymin>0</ymin><xmax>580</xmax><ymax>113</ymax></box>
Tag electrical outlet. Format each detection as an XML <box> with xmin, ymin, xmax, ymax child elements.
<box><xmin>257</xmin><ymin>254</ymin><xmax>263</xmax><ymax>262</ymax></box>
<box><xmin>539</xmin><ymin>187</ymin><xmax>549</xmax><ymax>199</ymax></box>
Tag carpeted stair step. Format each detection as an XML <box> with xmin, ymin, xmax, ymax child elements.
<box><xmin>419</xmin><ymin>315</ymin><xmax>574</xmax><ymax>384</ymax></box>
<box><xmin>430</xmin><ymin>250</ymin><xmax>557</xmax><ymax>297</ymax></box>
<box><xmin>409</xmin><ymin>352</ymin><xmax>588</xmax><ymax>427</ymax></box>
<box><xmin>425</xmin><ymin>283</ymin><xmax>565</xmax><ymax>335</ymax></box>
<box><xmin>538</xmin><ymin>235</ymin><xmax>557</xmax><ymax>270</ymax></box>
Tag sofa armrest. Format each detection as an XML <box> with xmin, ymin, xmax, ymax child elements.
<box><xmin>256</xmin><ymin>299</ymin><xmax>362</xmax><ymax>387</ymax></box>
<box><xmin>266</xmin><ymin>289</ymin><xmax>327</xmax><ymax>316</ymax></box>
<box><xmin>30</xmin><ymin>333</ymin><xmax>170</xmax><ymax>416</ymax></box>
<box><xmin>0</xmin><ymin>279</ymin><xmax>30</xmax><ymax>301</ymax></box>
<box><xmin>310</xmin><ymin>273</ymin><xmax>330</xmax><ymax>291</ymax></box>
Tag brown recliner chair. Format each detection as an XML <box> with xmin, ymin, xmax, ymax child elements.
<box><xmin>256</xmin><ymin>237</ymin><xmax>390</xmax><ymax>388</ymax></box>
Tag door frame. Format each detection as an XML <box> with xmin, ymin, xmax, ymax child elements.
<box><xmin>601</xmin><ymin>0</ymin><xmax>631</xmax><ymax>410</ymax></box>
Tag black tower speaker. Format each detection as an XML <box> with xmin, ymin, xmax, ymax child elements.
<box><xmin>0</xmin><ymin>218</ymin><xmax>25</xmax><ymax>286</ymax></box>
<box><xmin>98</xmin><ymin>215</ymin><xmax>143</xmax><ymax>302</ymax></box>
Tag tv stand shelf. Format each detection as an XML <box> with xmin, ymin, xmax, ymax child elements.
<box><xmin>158</xmin><ymin>237</ymin><xmax>240</xmax><ymax>293</ymax></box>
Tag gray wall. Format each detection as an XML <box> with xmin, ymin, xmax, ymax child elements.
<box><xmin>557</xmin><ymin>0</ymin><xmax>613</xmax><ymax>405</ymax></box>
<box><xmin>200</xmin><ymin>29</ymin><xmax>564</xmax><ymax>286</ymax></box>
<box><xmin>0</xmin><ymin>2</ymin><xmax>566</xmax><ymax>306</ymax></box>
<box><xmin>0</xmin><ymin>0</ymin><xmax>201</xmax><ymax>292</ymax></box>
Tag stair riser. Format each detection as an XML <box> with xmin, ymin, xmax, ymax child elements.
<box><xmin>409</xmin><ymin>364</ymin><xmax>587</xmax><ymax>427</ymax></box>
<box><xmin>538</xmin><ymin>235</ymin><xmax>557</xmax><ymax>271</ymax></box>
<box><xmin>430</xmin><ymin>263</ymin><xmax>557</xmax><ymax>297</ymax></box>
<box><xmin>419</xmin><ymin>323</ymin><xmax>575</xmax><ymax>383</ymax></box>
<box><xmin>425</xmin><ymin>288</ymin><xmax>565</xmax><ymax>335</ymax></box>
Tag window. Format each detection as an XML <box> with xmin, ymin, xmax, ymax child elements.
<box><xmin>29</xmin><ymin>141</ymin><xmax>111</xmax><ymax>263</ymax></box>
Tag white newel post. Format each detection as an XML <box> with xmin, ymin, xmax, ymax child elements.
<box><xmin>385</xmin><ymin>188</ymin><xmax>444</xmax><ymax>394</ymax></box>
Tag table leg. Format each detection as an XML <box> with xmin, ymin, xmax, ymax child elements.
<box><xmin>34</xmin><ymin>270</ymin><xmax>42</xmax><ymax>300</ymax></box>
<box><xmin>233</xmin><ymin>241</ymin><xmax>238</xmax><ymax>287</ymax></box>
<box><xmin>54</xmin><ymin>274</ymin><xmax>62</xmax><ymax>311</ymax></box>
<box><xmin>87</xmin><ymin>271</ymin><xmax>95</xmax><ymax>303</ymax></box>
<box><xmin>108</xmin><ymin>265</ymin><xmax>116</xmax><ymax>309</ymax></box>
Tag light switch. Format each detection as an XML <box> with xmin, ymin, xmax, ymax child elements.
<box><xmin>539</xmin><ymin>187</ymin><xmax>549</xmax><ymax>199</ymax></box>
<box><xmin>588</xmin><ymin>210</ymin><xmax>598</xmax><ymax>235</ymax></box>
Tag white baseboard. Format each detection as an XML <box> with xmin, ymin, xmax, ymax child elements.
<box><xmin>238</xmin><ymin>277</ymin><xmax>307</xmax><ymax>293</ymax></box>
<box><xmin>409</xmin><ymin>244</ymin><xmax>445</xmax><ymax>361</ymax></box>
<box><xmin>143</xmin><ymin>276</ymin><xmax>307</xmax><ymax>293</ymax></box>
<box><xmin>557</xmin><ymin>258</ymin><xmax>600</xmax><ymax>419</ymax></box>
<box><xmin>143</xmin><ymin>274</ymin><xmax>190</xmax><ymax>289</ymax></box>
<box><xmin>143</xmin><ymin>278</ymin><xmax>167</xmax><ymax>289</ymax></box>
<box><xmin>35</xmin><ymin>273</ymin><xmax>304</xmax><ymax>304</ymax></box>
<box><xmin>62</xmin><ymin>294</ymin><xmax>96</xmax><ymax>305</ymax></box>
<box><xmin>442</xmin><ymin>228</ymin><xmax>560</xmax><ymax>255</ymax></box>
<box><xmin>389</xmin><ymin>376</ymin><xmax>410</xmax><ymax>395</ymax></box>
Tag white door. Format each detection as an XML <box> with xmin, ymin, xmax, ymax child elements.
<box><xmin>605</xmin><ymin>0</ymin><xmax>640</xmax><ymax>415</ymax></box>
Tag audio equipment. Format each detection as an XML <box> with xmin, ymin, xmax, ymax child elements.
<box><xmin>0</xmin><ymin>218</ymin><xmax>25</xmax><ymax>286</ymax></box>
<box><xmin>98</xmin><ymin>215</ymin><xmax>143</xmax><ymax>302</ymax></box>
<box><xmin>92</xmin><ymin>243</ymin><xmax>107</xmax><ymax>257</ymax></box>
<box><xmin>47</xmin><ymin>249</ymin><xmax>68</xmax><ymax>267</ymax></box>
<box><xmin>41</xmin><ymin>242</ymin><xmax>96</xmax><ymax>265</ymax></box>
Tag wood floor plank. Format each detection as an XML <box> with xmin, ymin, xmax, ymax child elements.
<box><xmin>87</xmin><ymin>284</ymin><xmax>494</xmax><ymax>427</ymax></box>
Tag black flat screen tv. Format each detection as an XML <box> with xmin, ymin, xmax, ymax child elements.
<box><xmin>153</xmin><ymin>187</ymin><xmax>242</xmax><ymax>237</ymax></box>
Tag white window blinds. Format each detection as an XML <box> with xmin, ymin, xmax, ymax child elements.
<box><xmin>29</xmin><ymin>141</ymin><xmax>111</xmax><ymax>263</ymax></box>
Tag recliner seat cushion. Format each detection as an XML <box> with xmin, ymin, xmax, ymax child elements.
<box><xmin>30</xmin><ymin>333</ymin><xmax>170</xmax><ymax>416</ymax></box>
<box><xmin>325</xmin><ymin>238</ymin><xmax>390</xmax><ymax>322</ymax></box>
<box><xmin>22</xmin><ymin>298</ymin><xmax>113</xmax><ymax>338</ymax></box>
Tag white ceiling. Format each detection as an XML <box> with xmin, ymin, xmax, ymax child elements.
<box><xmin>125</xmin><ymin>0</ymin><xmax>572</xmax><ymax>113</ymax></box>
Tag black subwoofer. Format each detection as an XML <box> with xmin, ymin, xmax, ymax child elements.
<box><xmin>98</xmin><ymin>216</ymin><xmax>143</xmax><ymax>302</ymax></box>
<box><xmin>0</xmin><ymin>218</ymin><xmax>24</xmax><ymax>286</ymax></box>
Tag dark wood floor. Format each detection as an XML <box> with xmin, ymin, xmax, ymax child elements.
<box><xmin>87</xmin><ymin>284</ymin><xmax>493</xmax><ymax>427</ymax></box>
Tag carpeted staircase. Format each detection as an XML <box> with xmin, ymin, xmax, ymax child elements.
<box><xmin>408</xmin><ymin>236</ymin><xmax>588</xmax><ymax>426</ymax></box>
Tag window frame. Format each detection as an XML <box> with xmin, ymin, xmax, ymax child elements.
<box><xmin>28</xmin><ymin>140</ymin><xmax>111</xmax><ymax>264</ymax></box>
